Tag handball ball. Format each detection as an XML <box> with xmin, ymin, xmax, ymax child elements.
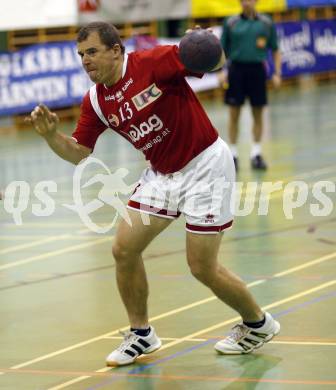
<box><xmin>179</xmin><ymin>29</ymin><xmax>222</xmax><ymax>73</ymax></box>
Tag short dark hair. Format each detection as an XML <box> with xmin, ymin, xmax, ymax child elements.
<box><xmin>77</xmin><ymin>22</ymin><xmax>125</xmax><ymax>54</ymax></box>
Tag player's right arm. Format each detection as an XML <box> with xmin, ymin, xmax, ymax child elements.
<box><xmin>27</xmin><ymin>104</ymin><xmax>92</xmax><ymax>165</ymax></box>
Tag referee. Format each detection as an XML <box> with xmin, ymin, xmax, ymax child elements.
<box><xmin>219</xmin><ymin>0</ymin><xmax>281</xmax><ymax>171</ymax></box>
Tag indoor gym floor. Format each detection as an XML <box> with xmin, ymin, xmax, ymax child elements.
<box><xmin>0</xmin><ymin>81</ymin><xmax>335</xmax><ymax>389</ymax></box>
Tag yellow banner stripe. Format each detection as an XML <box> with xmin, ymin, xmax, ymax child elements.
<box><xmin>192</xmin><ymin>0</ymin><xmax>287</xmax><ymax>18</ymax></box>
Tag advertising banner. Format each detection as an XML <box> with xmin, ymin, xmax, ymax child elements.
<box><xmin>191</xmin><ymin>0</ymin><xmax>286</xmax><ymax>18</ymax></box>
<box><xmin>287</xmin><ymin>0</ymin><xmax>336</xmax><ymax>7</ymax></box>
<box><xmin>276</xmin><ymin>19</ymin><xmax>336</xmax><ymax>77</ymax></box>
<box><xmin>0</xmin><ymin>42</ymin><xmax>92</xmax><ymax>116</ymax></box>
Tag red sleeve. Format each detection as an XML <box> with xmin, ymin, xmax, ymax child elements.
<box><xmin>72</xmin><ymin>92</ymin><xmax>107</xmax><ymax>150</ymax></box>
<box><xmin>137</xmin><ymin>45</ymin><xmax>203</xmax><ymax>84</ymax></box>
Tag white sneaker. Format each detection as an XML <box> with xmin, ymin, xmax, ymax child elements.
<box><xmin>214</xmin><ymin>312</ymin><xmax>280</xmax><ymax>355</ymax></box>
<box><xmin>106</xmin><ymin>326</ymin><xmax>162</xmax><ymax>367</ymax></box>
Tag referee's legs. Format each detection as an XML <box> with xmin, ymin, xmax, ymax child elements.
<box><xmin>228</xmin><ymin>105</ymin><xmax>241</xmax><ymax>171</ymax></box>
<box><xmin>251</xmin><ymin>106</ymin><xmax>268</xmax><ymax>170</ymax></box>
<box><xmin>251</xmin><ymin>106</ymin><xmax>263</xmax><ymax>143</ymax></box>
<box><xmin>228</xmin><ymin>105</ymin><xmax>241</xmax><ymax>145</ymax></box>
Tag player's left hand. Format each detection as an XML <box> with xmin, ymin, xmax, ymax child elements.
<box><xmin>272</xmin><ymin>74</ymin><xmax>282</xmax><ymax>89</ymax></box>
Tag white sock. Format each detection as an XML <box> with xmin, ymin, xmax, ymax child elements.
<box><xmin>251</xmin><ymin>143</ymin><xmax>261</xmax><ymax>158</ymax></box>
<box><xmin>230</xmin><ymin>144</ymin><xmax>238</xmax><ymax>158</ymax></box>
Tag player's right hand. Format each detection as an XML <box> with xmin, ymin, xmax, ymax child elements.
<box><xmin>185</xmin><ymin>25</ymin><xmax>213</xmax><ymax>34</ymax></box>
<box><xmin>25</xmin><ymin>104</ymin><xmax>59</xmax><ymax>137</ymax></box>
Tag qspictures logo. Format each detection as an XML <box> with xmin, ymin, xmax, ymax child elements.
<box><xmin>1</xmin><ymin>157</ymin><xmax>335</xmax><ymax>233</ymax></box>
<box><xmin>62</xmin><ymin>158</ymin><xmax>138</xmax><ymax>233</ymax></box>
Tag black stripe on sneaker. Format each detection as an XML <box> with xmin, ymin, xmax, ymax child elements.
<box><xmin>244</xmin><ymin>338</ymin><xmax>260</xmax><ymax>346</ymax></box>
<box><xmin>250</xmin><ymin>331</ymin><xmax>268</xmax><ymax>339</ymax></box>
<box><xmin>238</xmin><ymin>342</ymin><xmax>250</xmax><ymax>351</ymax></box>
<box><xmin>124</xmin><ymin>349</ymin><xmax>136</xmax><ymax>357</ymax></box>
<box><xmin>131</xmin><ymin>344</ymin><xmax>143</xmax><ymax>355</ymax></box>
<box><xmin>137</xmin><ymin>338</ymin><xmax>150</xmax><ymax>348</ymax></box>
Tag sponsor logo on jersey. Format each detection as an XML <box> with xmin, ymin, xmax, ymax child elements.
<box><xmin>122</xmin><ymin>78</ymin><xmax>133</xmax><ymax>92</ymax></box>
<box><xmin>116</xmin><ymin>90</ymin><xmax>124</xmax><ymax>102</ymax></box>
<box><xmin>105</xmin><ymin>95</ymin><xmax>115</xmax><ymax>101</ymax></box>
<box><xmin>125</xmin><ymin>114</ymin><xmax>163</xmax><ymax>142</ymax></box>
<box><xmin>104</xmin><ymin>78</ymin><xmax>133</xmax><ymax>102</ymax></box>
<box><xmin>108</xmin><ymin>114</ymin><xmax>120</xmax><ymax>127</ymax></box>
<box><xmin>132</xmin><ymin>83</ymin><xmax>162</xmax><ymax>111</ymax></box>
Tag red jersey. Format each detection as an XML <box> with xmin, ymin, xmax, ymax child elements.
<box><xmin>72</xmin><ymin>45</ymin><xmax>218</xmax><ymax>174</ymax></box>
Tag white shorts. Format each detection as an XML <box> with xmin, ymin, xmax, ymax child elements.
<box><xmin>128</xmin><ymin>137</ymin><xmax>235</xmax><ymax>234</ymax></box>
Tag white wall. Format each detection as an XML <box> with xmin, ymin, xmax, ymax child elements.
<box><xmin>1</xmin><ymin>0</ymin><xmax>78</xmax><ymax>30</ymax></box>
<box><xmin>78</xmin><ymin>0</ymin><xmax>190</xmax><ymax>24</ymax></box>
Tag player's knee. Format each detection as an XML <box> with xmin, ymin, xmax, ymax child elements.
<box><xmin>189</xmin><ymin>261</ymin><xmax>215</xmax><ymax>285</ymax></box>
<box><xmin>112</xmin><ymin>242</ymin><xmax>134</xmax><ymax>263</ymax></box>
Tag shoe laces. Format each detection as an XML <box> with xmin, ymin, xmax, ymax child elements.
<box><xmin>117</xmin><ymin>330</ymin><xmax>138</xmax><ymax>352</ymax></box>
<box><xmin>226</xmin><ymin>324</ymin><xmax>250</xmax><ymax>344</ymax></box>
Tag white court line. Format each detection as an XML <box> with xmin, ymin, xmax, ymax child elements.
<box><xmin>3</xmin><ymin>222</ymin><xmax>92</xmax><ymax>228</ymax></box>
<box><xmin>323</xmin><ymin>120</ymin><xmax>336</xmax><ymax>130</ymax></box>
<box><xmin>242</xmin><ymin>174</ymin><xmax>336</xmax><ymax>201</ymax></box>
<box><xmin>0</xmin><ymin>236</ymin><xmax>68</xmax><ymax>240</ymax></box>
<box><xmin>104</xmin><ymin>336</ymin><xmax>336</xmax><ymax>346</ymax></box>
<box><xmin>9</xmin><ymin>250</ymin><xmax>336</xmax><ymax>371</ymax></box>
<box><xmin>273</xmin><ymin>251</ymin><xmax>336</xmax><ymax>277</ymax></box>
<box><xmin>0</xmin><ymin>224</ymin><xmax>106</xmax><ymax>255</ymax></box>
<box><xmin>47</xmin><ymin>376</ymin><xmax>91</xmax><ymax>389</ymax></box>
<box><xmin>0</xmin><ymin>235</ymin><xmax>100</xmax><ymax>241</ymax></box>
<box><xmin>0</xmin><ymin>235</ymin><xmax>71</xmax><ymax>255</ymax></box>
<box><xmin>289</xmin><ymin>165</ymin><xmax>336</xmax><ymax>180</ymax></box>
<box><xmin>0</xmin><ymin>237</ymin><xmax>112</xmax><ymax>271</ymax></box>
<box><xmin>47</xmin><ymin>279</ymin><xmax>336</xmax><ymax>390</ymax></box>
<box><xmin>269</xmin><ymin>175</ymin><xmax>336</xmax><ymax>201</ymax></box>
<box><xmin>104</xmin><ymin>336</ymin><xmax>207</xmax><ymax>342</ymax></box>
<box><xmin>271</xmin><ymin>341</ymin><xmax>336</xmax><ymax>346</ymax></box>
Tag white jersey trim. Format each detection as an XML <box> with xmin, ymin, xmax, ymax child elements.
<box><xmin>89</xmin><ymin>85</ymin><xmax>109</xmax><ymax>128</ymax></box>
<box><xmin>122</xmin><ymin>53</ymin><xmax>129</xmax><ymax>77</ymax></box>
<box><xmin>89</xmin><ymin>54</ymin><xmax>129</xmax><ymax>128</ymax></box>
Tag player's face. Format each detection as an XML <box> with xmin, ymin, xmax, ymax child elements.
<box><xmin>77</xmin><ymin>31</ymin><xmax>122</xmax><ymax>86</ymax></box>
<box><xmin>240</xmin><ymin>0</ymin><xmax>257</xmax><ymax>13</ymax></box>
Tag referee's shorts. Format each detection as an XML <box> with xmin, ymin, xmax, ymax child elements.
<box><xmin>225</xmin><ymin>61</ymin><xmax>267</xmax><ymax>107</ymax></box>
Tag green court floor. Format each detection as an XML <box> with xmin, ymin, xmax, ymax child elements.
<box><xmin>0</xmin><ymin>81</ymin><xmax>335</xmax><ymax>389</ymax></box>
